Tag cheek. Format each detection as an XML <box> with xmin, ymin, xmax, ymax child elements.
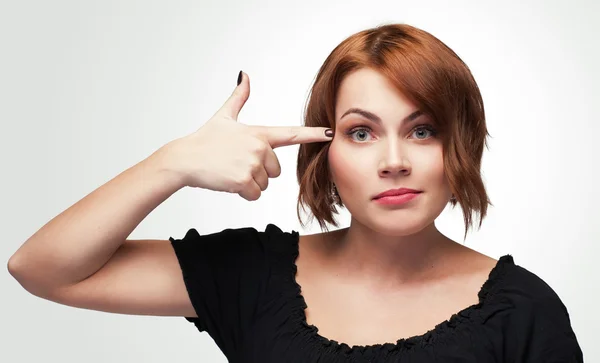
<box><xmin>411</xmin><ymin>144</ymin><xmax>443</xmax><ymax>171</ymax></box>
<box><xmin>328</xmin><ymin>144</ymin><xmax>372</xmax><ymax>195</ymax></box>
<box><xmin>327</xmin><ymin>144</ymin><xmax>359</xmax><ymax>183</ymax></box>
<box><xmin>419</xmin><ymin>153</ymin><xmax>443</xmax><ymax>176</ymax></box>
<box><xmin>327</xmin><ymin>145</ymin><xmax>343</xmax><ymax>180</ymax></box>
<box><xmin>419</xmin><ymin>148</ymin><xmax>449</xmax><ymax>190</ymax></box>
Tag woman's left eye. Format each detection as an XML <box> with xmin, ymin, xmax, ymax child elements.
<box><xmin>411</xmin><ymin>125</ymin><xmax>438</xmax><ymax>139</ymax></box>
<box><xmin>346</xmin><ymin>124</ymin><xmax>437</xmax><ymax>142</ymax></box>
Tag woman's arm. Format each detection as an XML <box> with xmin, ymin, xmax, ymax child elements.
<box><xmin>7</xmin><ymin>144</ymin><xmax>184</xmax><ymax>298</ymax></box>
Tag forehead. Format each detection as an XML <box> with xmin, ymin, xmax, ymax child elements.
<box><xmin>335</xmin><ymin>68</ymin><xmax>418</xmax><ymax>121</ymax></box>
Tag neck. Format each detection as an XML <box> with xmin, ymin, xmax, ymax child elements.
<box><xmin>325</xmin><ymin>219</ymin><xmax>459</xmax><ymax>289</ymax></box>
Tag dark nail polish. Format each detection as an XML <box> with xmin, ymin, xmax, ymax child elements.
<box><xmin>237</xmin><ymin>70</ymin><xmax>243</xmax><ymax>86</ymax></box>
<box><xmin>325</xmin><ymin>129</ymin><xmax>334</xmax><ymax>137</ymax></box>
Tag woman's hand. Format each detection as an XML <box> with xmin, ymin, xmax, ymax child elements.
<box><xmin>160</xmin><ymin>71</ymin><xmax>333</xmax><ymax>201</ymax></box>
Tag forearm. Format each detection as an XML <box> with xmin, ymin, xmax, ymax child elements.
<box><xmin>8</xmin><ymin>145</ymin><xmax>185</xmax><ymax>294</ymax></box>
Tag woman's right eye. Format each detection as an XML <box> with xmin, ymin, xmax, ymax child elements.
<box><xmin>346</xmin><ymin>127</ymin><xmax>373</xmax><ymax>142</ymax></box>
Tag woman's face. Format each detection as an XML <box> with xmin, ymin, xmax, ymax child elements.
<box><xmin>328</xmin><ymin>68</ymin><xmax>452</xmax><ymax>236</ymax></box>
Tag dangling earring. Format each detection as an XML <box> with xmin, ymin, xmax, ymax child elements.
<box><xmin>332</xmin><ymin>183</ymin><xmax>341</xmax><ymax>204</ymax></box>
<box><xmin>450</xmin><ymin>194</ymin><xmax>457</xmax><ymax>202</ymax></box>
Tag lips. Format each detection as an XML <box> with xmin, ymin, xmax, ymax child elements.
<box><xmin>373</xmin><ymin>188</ymin><xmax>422</xmax><ymax>200</ymax></box>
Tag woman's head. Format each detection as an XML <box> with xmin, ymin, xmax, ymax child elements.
<box><xmin>296</xmin><ymin>23</ymin><xmax>492</xmax><ymax>240</ymax></box>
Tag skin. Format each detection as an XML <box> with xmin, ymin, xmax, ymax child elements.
<box><xmin>296</xmin><ymin>68</ymin><xmax>497</xmax><ymax>344</ymax></box>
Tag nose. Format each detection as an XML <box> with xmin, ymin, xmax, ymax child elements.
<box><xmin>377</xmin><ymin>141</ymin><xmax>411</xmax><ymax>177</ymax></box>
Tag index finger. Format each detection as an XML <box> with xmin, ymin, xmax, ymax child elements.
<box><xmin>254</xmin><ymin>126</ymin><xmax>334</xmax><ymax>149</ymax></box>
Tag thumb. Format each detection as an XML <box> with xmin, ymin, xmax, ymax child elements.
<box><xmin>216</xmin><ymin>71</ymin><xmax>250</xmax><ymax>121</ymax></box>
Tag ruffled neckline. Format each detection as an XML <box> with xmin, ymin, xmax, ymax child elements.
<box><xmin>285</xmin><ymin>227</ymin><xmax>514</xmax><ymax>356</ymax></box>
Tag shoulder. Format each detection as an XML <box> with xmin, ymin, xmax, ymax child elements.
<box><xmin>478</xmin><ymin>255</ymin><xmax>583</xmax><ymax>360</ymax></box>
<box><xmin>489</xmin><ymin>255</ymin><xmax>568</xmax><ymax>308</ymax></box>
<box><xmin>480</xmin><ymin>255</ymin><xmax>572</xmax><ymax>318</ymax></box>
<box><xmin>170</xmin><ymin>223</ymin><xmax>296</xmax><ymax>246</ymax></box>
<box><xmin>169</xmin><ymin>223</ymin><xmax>299</xmax><ymax>268</ymax></box>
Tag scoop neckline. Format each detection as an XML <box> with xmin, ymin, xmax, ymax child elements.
<box><xmin>287</xmin><ymin>229</ymin><xmax>514</xmax><ymax>355</ymax></box>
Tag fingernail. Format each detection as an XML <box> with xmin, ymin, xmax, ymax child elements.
<box><xmin>237</xmin><ymin>70</ymin><xmax>243</xmax><ymax>86</ymax></box>
<box><xmin>325</xmin><ymin>128</ymin><xmax>334</xmax><ymax>137</ymax></box>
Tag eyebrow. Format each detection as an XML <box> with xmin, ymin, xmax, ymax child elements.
<box><xmin>339</xmin><ymin>107</ymin><xmax>424</xmax><ymax>126</ymax></box>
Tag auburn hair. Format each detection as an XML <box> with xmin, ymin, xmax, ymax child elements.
<box><xmin>296</xmin><ymin>23</ymin><xmax>493</xmax><ymax>240</ymax></box>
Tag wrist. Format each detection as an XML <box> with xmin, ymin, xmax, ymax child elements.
<box><xmin>145</xmin><ymin>142</ymin><xmax>188</xmax><ymax>191</ymax></box>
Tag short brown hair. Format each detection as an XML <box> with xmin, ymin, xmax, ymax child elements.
<box><xmin>296</xmin><ymin>23</ymin><xmax>493</xmax><ymax>240</ymax></box>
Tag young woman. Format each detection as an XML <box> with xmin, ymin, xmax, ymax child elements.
<box><xmin>8</xmin><ymin>24</ymin><xmax>583</xmax><ymax>362</ymax></box>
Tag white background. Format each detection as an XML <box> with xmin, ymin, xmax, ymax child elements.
<box><xmin>1</xmin><ymin>0</ymin><xmax>597</xmax><ymax>361</ymax></box>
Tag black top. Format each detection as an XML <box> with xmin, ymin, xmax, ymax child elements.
<box><xmin>169</xmin><ymin>223</ymin><xmax>583</xmax><ymax>362</ymax></box>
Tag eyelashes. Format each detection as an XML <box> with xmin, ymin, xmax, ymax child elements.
<box><xmin>345</xmin><ymin>124</ymin><xmax>438</xmax><ymax>143</ymax></box>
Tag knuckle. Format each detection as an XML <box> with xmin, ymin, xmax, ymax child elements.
<box><xmin>246</xmin><ymin>189</ymin><xmax>260</xmax><ymax>201</ymax></box>
<box><xmin>252</xmin><ymin>140</ymin><xmax>268</xmax><ymax>153</ymax></box>
<box><xmin>237</xmin><ymin>174</ymin><xmax>253</xmax><ymax>186</ymax></box>
<box><xmin>260</xmin><ymin>179</ymin><xmax>269</xmax><ymax>191</ymax></box>
<box><xmin>241</xmin><ymin>193</ymin><xmax>253</xmax><ymax>201</ymax></box>
<box><xmin>249</xmin><ymin>159</ymin><xmax>263</xmax><ymax>171</ymax></box>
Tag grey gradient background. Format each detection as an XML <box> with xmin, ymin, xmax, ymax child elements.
<box><xmin>1</xmin><ymin>0</ymin><xmax>598</xmax><ymax>361</ymax></box>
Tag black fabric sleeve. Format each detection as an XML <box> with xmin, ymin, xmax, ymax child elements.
<box><xmin>515</xmin><ymin>295</ymin><xmax>584</xmax><ymax>362</ymax></box>
<box><xmin>169</xmin><ymin>225</ymin><xmax>271</xmax><ymax>356</ymax></box>
<box><xmin>481</xmin><ymin>263</ymin><xmax>584</xmax><ymax>362</ymax></box>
